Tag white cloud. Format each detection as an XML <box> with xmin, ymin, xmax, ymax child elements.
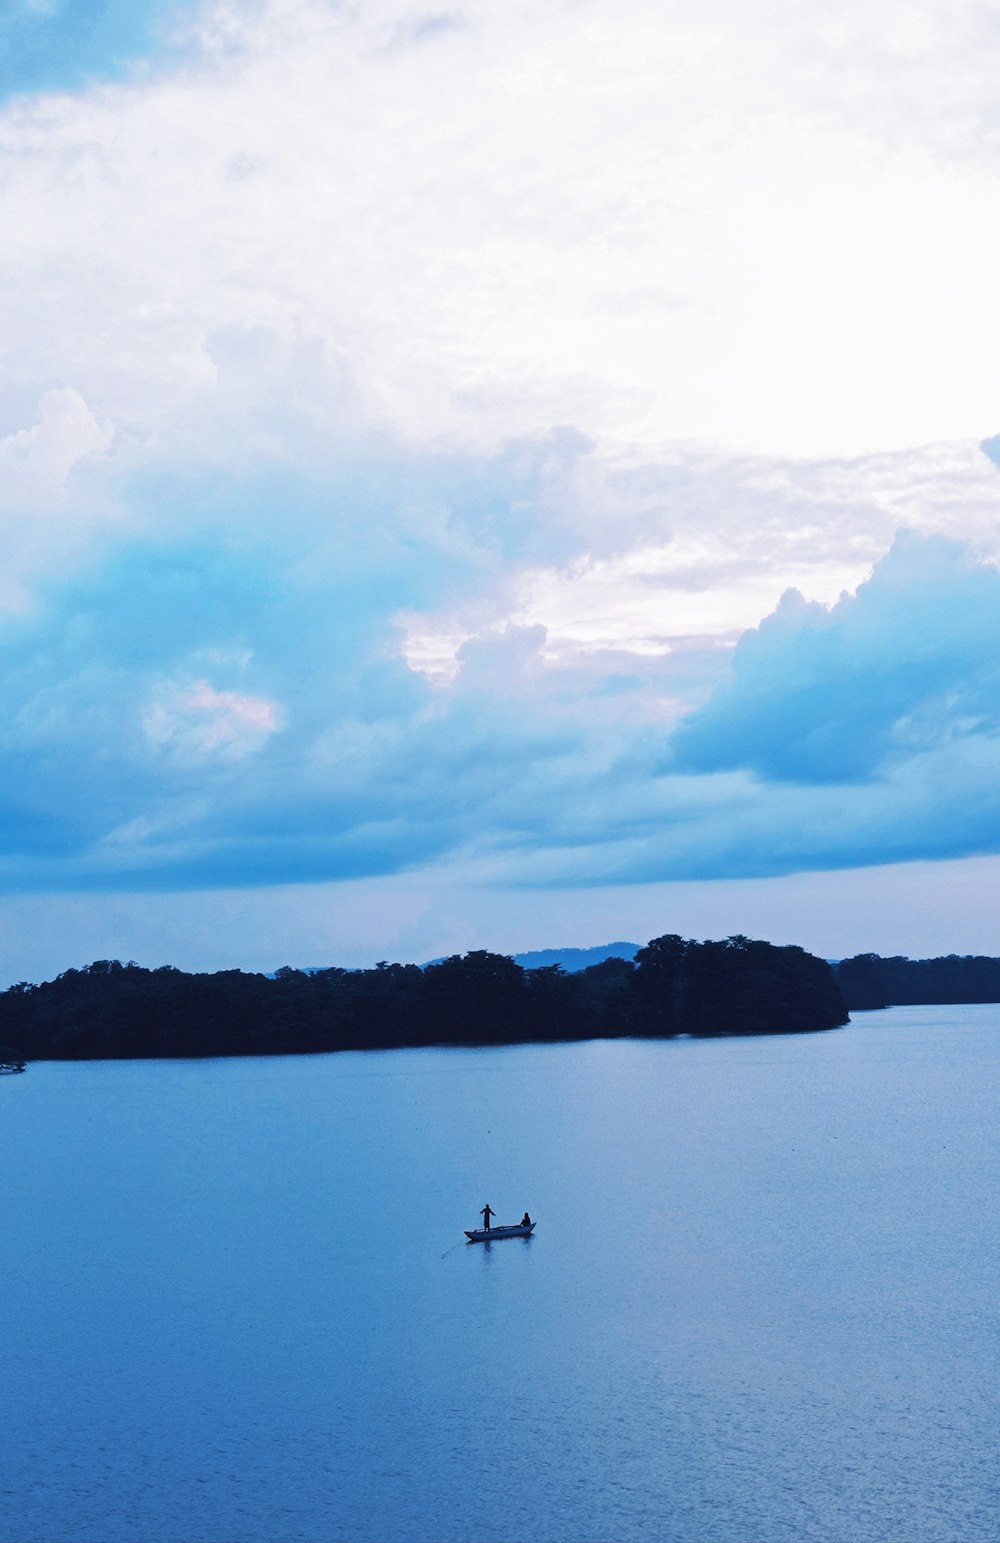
<box><xmin>399</xmin><ymin>437</ymin><xmax>1000</xmax><ymax>679</ymax></box>
<box><xmin>143</xmin><ymin>677</ymin><xmax>282</xmax><ymax>762</ymax></box>
<box><xmin>0</xmin><ymin>0</ymin><xmax>998</xmax><ymax>928</ymax></box>
<box><xmin>0</xmin><ymin>388</ymin><xmax>113</xmax><ymax>506</ymax></box>
<box><xmin>0</xmin><ymin>0</ymin><xmax>997</xmax><ymax>638</ymax></box>
<box><xmin>1</xmin><ymin>0</ymin><xmax>999</xmax><ymax>472</ymax></box>
<box><xmin>0</xmin><ymin>388</ymin><xmax>116</xmax><ymax>609</ymax></box>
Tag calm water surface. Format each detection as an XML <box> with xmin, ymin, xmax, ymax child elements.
<box><xmin>2</xmin><ymin>1007</ymin><xmax>999</xmax><ymax>1542</ymax></box>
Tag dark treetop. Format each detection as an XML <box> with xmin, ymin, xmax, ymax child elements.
<box><xmin>835</xmin><ymin>952</ymin><xmax>1000</xmax><ymax>1010</ymax></box>
<box><xmin>0</xmin><ymin>934</ymin><xmax>847</xmax><ymax>1062</ymax></box>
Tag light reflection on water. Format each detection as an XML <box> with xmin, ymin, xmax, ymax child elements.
<box><xmin>2</xmin><ymin>1007</ymin><xmax>998</xmax><ymax>1542</ymax></box>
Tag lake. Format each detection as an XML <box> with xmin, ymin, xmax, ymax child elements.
<box><xmin>2</xmin><ymin>1006</ymin><xmax>998</xmax><ymax>1542</ymax></box>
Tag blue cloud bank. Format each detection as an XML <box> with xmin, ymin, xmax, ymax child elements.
<box><xmin>1</xmin><ymin>450</ymin><xmax>1000</xmax><ymax>897</ymax></box>
<box><xmin>672</xmin><ymin>532</ymin><xmax>1000</xmax><ymax>785</ymax></box>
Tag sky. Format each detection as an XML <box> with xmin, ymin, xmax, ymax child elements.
<box><xmin>1</xmin><ymin>0</ymin><xmax>1000</xmax><ymax>982</ymax></box>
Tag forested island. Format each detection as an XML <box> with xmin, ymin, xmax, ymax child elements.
<box><xmin>835</xmin><ymin>952</ymin><xmax>1000</xmax><ymax>1010</ymax></box>
<box><xmin>0</xmin><ymin>933</ymin><xmax>847</xmax><ymax>1062</ymax></box>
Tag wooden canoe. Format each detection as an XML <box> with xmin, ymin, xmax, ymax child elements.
<box><xmin>464</xmin><ymin>1222</ymin><xmax>535</xmax><ymax>1242</ymax></box>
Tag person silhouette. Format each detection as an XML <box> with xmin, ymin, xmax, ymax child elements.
<box><xmin>520</xmin><ymin>1212</ymin><xmax>532</xmax><ymax>1227</ymax></box>
<box><xmin>480</xmin><ymin>1204</ymin><xmax>495</xmax><ymax>1232</ymax></box>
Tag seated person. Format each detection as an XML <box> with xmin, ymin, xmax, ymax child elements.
<box><xmin>521</xmin><ymin>1212</ymin><xmax>532</xmax><ymax>1227</ymax></box>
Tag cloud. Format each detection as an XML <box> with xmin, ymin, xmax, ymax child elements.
<box><xmin>0</xmin><ymin>513</ymin><xmax>997</xmax><ymax>898</ymax></box>
<box><xmin>399</xmin><ymin>436</ymin><xmax>1000</xmax><ymax>680</ymax></box>
<box><xmin>0</xmin><ymin>0</ymin><xmax>998</xmax><ymax>917</ymax></box>
<box><xmin>2</xmin><ymin>0</ymin><xmax>999</xmax><ymax>624</ymax></box>
<box><xmin>143</xmin><ymin>677</ymin><xmax>281</xmax><ymax>762</ymax></box>
<box><xmin>454</xmin><ymin>624</ymin><xmax>548</xmax><ymax>694</ymax></box>
<box><xmin>0</xmin><ymin>388</ymin><xmax>113</xmax><ymax>505</ymax></box>
<box><xmin>671</xmin><ymin>533</ymin><xmax>1000</xmax><ymax>784</ymax></box>
<box><xmin>1</xmin><ymin>0</ymin><xmax>1000</xmax><ymax>469</ymax></box>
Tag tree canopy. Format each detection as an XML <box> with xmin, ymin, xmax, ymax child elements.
<box><xmin>836</xmin><ymin>953</ymin><xmax>1000</xmax><ymax>1010</ymax></box>
<box><xmin>0</xmin><ymin>935</ymin><xmax>847</xmax><ymax>1063</ymax></box>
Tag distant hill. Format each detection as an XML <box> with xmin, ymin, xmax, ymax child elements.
<box><xmin>511</xmin><ymin>942</ymin><xmax>639</xmax><ymax>972</ymax></box>
<box><xmin>422</xmin><ymin>942</ymin><xmax>640</xmax><ymax>971</ymax></box>
<box><xmin>294</xmin><ymin>944</ymin><xmax>641</xmax><ymax>975</ymax></box>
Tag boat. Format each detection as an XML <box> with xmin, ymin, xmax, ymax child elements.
<box><xmin>464</xmin><ymin>1221</ymin><xmax>536</xmax><ymax>1242</ymax></box>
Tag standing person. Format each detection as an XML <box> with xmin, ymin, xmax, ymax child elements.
<box><xmin>480</xmin><ymin>1204</ymin><xmax>495</xmax><ymax>1232</ymax></box>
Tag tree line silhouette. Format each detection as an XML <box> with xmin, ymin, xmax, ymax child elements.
<box><xmin>835</xmin><ymin>952</ymin><xmax>1000</xmax><ymax>1010</ymax></box>
<box><xmin>0</xmin><ymin>934</ymin><xmax>847</xmax><ymax>1062</ymax></box>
